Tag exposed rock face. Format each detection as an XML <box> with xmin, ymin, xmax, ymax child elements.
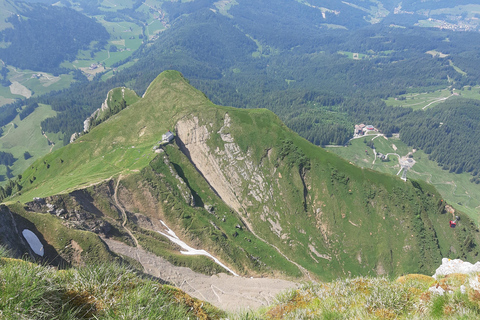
<box><xmin>176</xmin><ymin>114</ymin><xmax>271</xmax><ymax>218</ymax></box>
<box><xmin>84</xmin><ymin>90</ymin><xmax>110</xmax><ymax>132</ymax></box>
<box><xmin>177</xmin><ymin>115</ymin><xmax>243</xmax><ymax>212</ymax></box>
<box><xmin>25</xmin><ymin>194</ymin><xmax>112</xmax><ymax>236</ymax></box>
<box><xmin>162</xmin><ymin>153</ymin><xmax>195</xmax><ymax>206</ymax></box>
<box><xmin>0</xmin><ymin>205</ymin><xmax>32</xmax><ymax>258</ymax></box>
<box><xmin>70</xmin><ymin>132</ymin><xmax>80</xmax><ymax>143</ymax></box>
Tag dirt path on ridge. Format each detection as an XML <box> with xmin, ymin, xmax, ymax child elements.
<box><xmin>42</xmin><ymin>132</ymin><xmax>55</xmax><ymax>152</ymax></box>
<box><xmin>114</xmin><ymin>174</ymin><xmax>140</xmax><ymax>248</ymax></box>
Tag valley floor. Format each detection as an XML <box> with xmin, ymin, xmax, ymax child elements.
<box><xmin>103</xmin><ymin>237</ymin><xmax>298</xmax><ymax>312</ymax></box>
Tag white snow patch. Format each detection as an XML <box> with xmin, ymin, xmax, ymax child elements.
<box><xmin>22</xmin><ymin>229</ymin><xmax>44</xmax><ymax>256</ymax></box>
<box><xmin>157</xmin><ymin>220</ymin><xmax>238</xmax><ymax>276</ymax></box>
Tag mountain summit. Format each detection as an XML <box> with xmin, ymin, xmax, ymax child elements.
<box><xmin>2</xmin><ymin>71</ymin><xmax>480</xmax><ymax>282</ymax></box>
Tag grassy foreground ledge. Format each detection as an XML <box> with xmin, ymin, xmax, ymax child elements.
<box><xmin>240</xmin><ymin>274</ymin><xmax>480</xmax><ymax>319</ymax></box>
<box><xmin>4</xmin><ymin>242</ymin><xmax>480</xmax><ymax>319</ymax></box>
<box><xmin>0</xmin><ymin>247</ymin><xmax>224</xmax><ymax>320</ymax></box>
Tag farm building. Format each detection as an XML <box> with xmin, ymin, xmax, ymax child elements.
<box><xmin>355</xmin><ymin>124</ymin><xmax>366</xmax><ymax>135</ymax></box>
<box><xmin>365</xmin><ymin>125</ymin><xmax>375</xmax><ymax>131</ymax></box>
<box><xmin>162</xmin><ymin>130</ymin><xmax>174</xmax><ymax>143</ymax></box>
<box><xmin>377</xmin><ymin>153</ymin><xmax>388</xmax><ymax>161</ymax></box>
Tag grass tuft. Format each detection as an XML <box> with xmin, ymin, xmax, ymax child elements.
<box><xmin>238</xmin><ymin>274</ymin><xmax>480</xmax><ymax>319</ymax></box>
<box><xmin>0</xmin><ymin>257</ymin><xmax>224</xmax><ymax>319</ymax></box>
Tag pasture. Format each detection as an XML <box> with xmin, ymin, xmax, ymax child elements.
<box><xmin>326</xmin><ymin>135</ymin><xmax>480</xmax><ymax>223</ymax></box>
<box><xmin>385</xmin><ymin>86</ymin><xmax>480</xmax><ymax>110</ymax></box>
<box><xmin>0</xmin><ymin>104</ymin><xmax>62</xmax><ymax>181</ymax></box>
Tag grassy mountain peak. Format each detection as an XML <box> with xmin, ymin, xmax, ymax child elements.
<box><xmin>15</xmin><ymin>71</ymin><xmax>202</xmax><ymax>201</ymax></box>
<box><xmin>6</xmin><ymin>70</ymin><xmax>480</xmax><ymax>281</ymax></box>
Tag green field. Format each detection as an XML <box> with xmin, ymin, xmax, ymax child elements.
<box><xmin>0</xmin><ymin>84</ymin><xmax>22</xmax><ymax>107</ymax></box>
<box><xmin>456</xmin><ymin>86</ymin><xmax>480</xmax><ymax>99</ymax></box>
<box><xmin>338</xmin><ymin>51</ymin><xmax>367</xmax><ymax>60</ymax></box>
<box><xmin>0</xmin><ymin>104</ymin><xmax>62</xmax><ymax>181</ymax></box>
<box><xmin>20</xmin><ymin>73</ymin><xmax>74</xmax><ymax>96</ymax></box>
<box><xmin>99</xmin><ymin>0</ymin><xmax>135</xmax><ymax>11</ymax></box>
<box><xmin>326</xmin><ymin>135</ymin><xmax>480</xmax><ymax>222</ymax></box>
<box><xmin>416</xmin><ymin>19</ymin><xmax>443</xmax><ymax>28</ymax></box>
<box><xmin>449</xmin><ymin>60</ymin><xmax>467</xmax><ymax>76</ymax></box>
<box><xmin>0</xmin><ymin>67</ymin><xmax>75</xmax><ymax>106</ymax></box>
<box><xmin>101</xmin><ymin>59</ymin><xmax>138</xmax><ymax>81</ymax></box>
<box><xmin>68</xmin><ymin>4</ymin><xmax>165</xmax><ymax>75</ymax></box>
<box><xmin>385</xmin><ymin>86</ymin><xmax>480</xmax><ymax>110</ymax></box>
<box><xmin>385</xmin><ymin>88</ymin><xmax>454</xmax><ymax>110</ymax></box>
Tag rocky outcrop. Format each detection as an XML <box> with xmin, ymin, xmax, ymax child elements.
<box><xmin>433</xmin><ymin>258</ymin><xmax>480</xmax><ymax>279</ymax></box>
<box><xmin>70</xmin><ymin>132</ymin><xmax>80</xmax><ymax>143</ymax></box>
<box><xmin>26</xmin><ymin>194</ymin><xmax>112</xmax><ymax>236</ymax></box>
<box><xmin>176</xmin><ymin>114</ymin><xmax>272</xmax><ymax>218</ymax></box>
<box><xmin>84</xmin><ymin>89</ymin><xmax>111</xmax><ymax>132</ymax></box>
<box><xmin>176</xmin><ymin>115</ymin><xmax>242</xmax><ymax>212</ymax></box>
<box><xmin>162</xmin><ymin>153</ymin><xmax>195</xmax><ymax>206</ymax></box>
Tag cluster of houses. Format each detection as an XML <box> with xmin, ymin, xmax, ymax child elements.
<box><xmin>354</xmin><ymin>124</ymin><xmax>376</xmax><ymax>136</ymax></box>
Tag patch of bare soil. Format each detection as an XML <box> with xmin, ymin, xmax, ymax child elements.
<box><xmin>70</xmin><ymin>240</ymin><xmax>84</xmax><ymax>266</ymax></box>
<box><xmin>9</xmin><ymin>81</ymin><xmax>31</xmax><ymax>98</ymax></box>
<box><xmin>102</xmin><ymin>238</ymin><xmax>298</xmax><ymax>312</ymax></box>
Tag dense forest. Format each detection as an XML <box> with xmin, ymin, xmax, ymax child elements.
<box><xmin>0</xmin><ymin>4</ymin><xmax>109</xmax><ymax>73</ymax></box>
<box><xmin>400</xmin><ymin>98</ymin><xmax>480</xmax><ymax>179</ymax></box>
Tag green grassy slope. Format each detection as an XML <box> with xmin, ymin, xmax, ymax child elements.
<box><xmin>0</xmin><ymin>249</ymin><xmax>224</xmax><ymax>319</ymax></box>
<box><xmin>14</xmin><ymin>71</ymin><xmax>208</xmax><ymax>201</ymax></box>
<box><xmin>0</xmin><ymin>104</ymin><xmax>62</xmax><ymax>181</ymax></box>
<box><xmin>8</xmin><ymin>71</ymin><xmax>480</xmax><ymax>280</ymax></box>
<box><xmin>327</xmin><ymin>135</ymin><xmax>480</xmax><ymax>222</ymax></box>
<box><xmin>247</xmin><ymin>274</ymin><xmax>480</xmax><ymax>319</ymax></box>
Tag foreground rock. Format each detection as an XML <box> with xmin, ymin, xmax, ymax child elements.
<box><xmin>433</xmin><ymin>258</ymin><xmax>480</xmax><ymax>279</ymax></box>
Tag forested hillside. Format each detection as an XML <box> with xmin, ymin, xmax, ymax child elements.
<box><xmin>400</xmin><ymin>98</ymin><xmax>480</xmax><ymax>180</ymax></box>
<box><xmin>0</xmin><ymin>2</ymin><xmax>109</xmax><ymax>73</ymax></box>
<box><xmin>32</xmin><ymin>15</ymin><xmax>475</xmax><ymax>140</ymax></box>
<box><xmin>2</xmin><ymin>0</ymin><xmax>480</xmax><ymax>183</ymax></box>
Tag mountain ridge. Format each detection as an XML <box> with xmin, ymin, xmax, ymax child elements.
<box><xmin>3</xmin><ymin>70</ymin><xmax>480</xmax><ymax>282</ymax></box>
